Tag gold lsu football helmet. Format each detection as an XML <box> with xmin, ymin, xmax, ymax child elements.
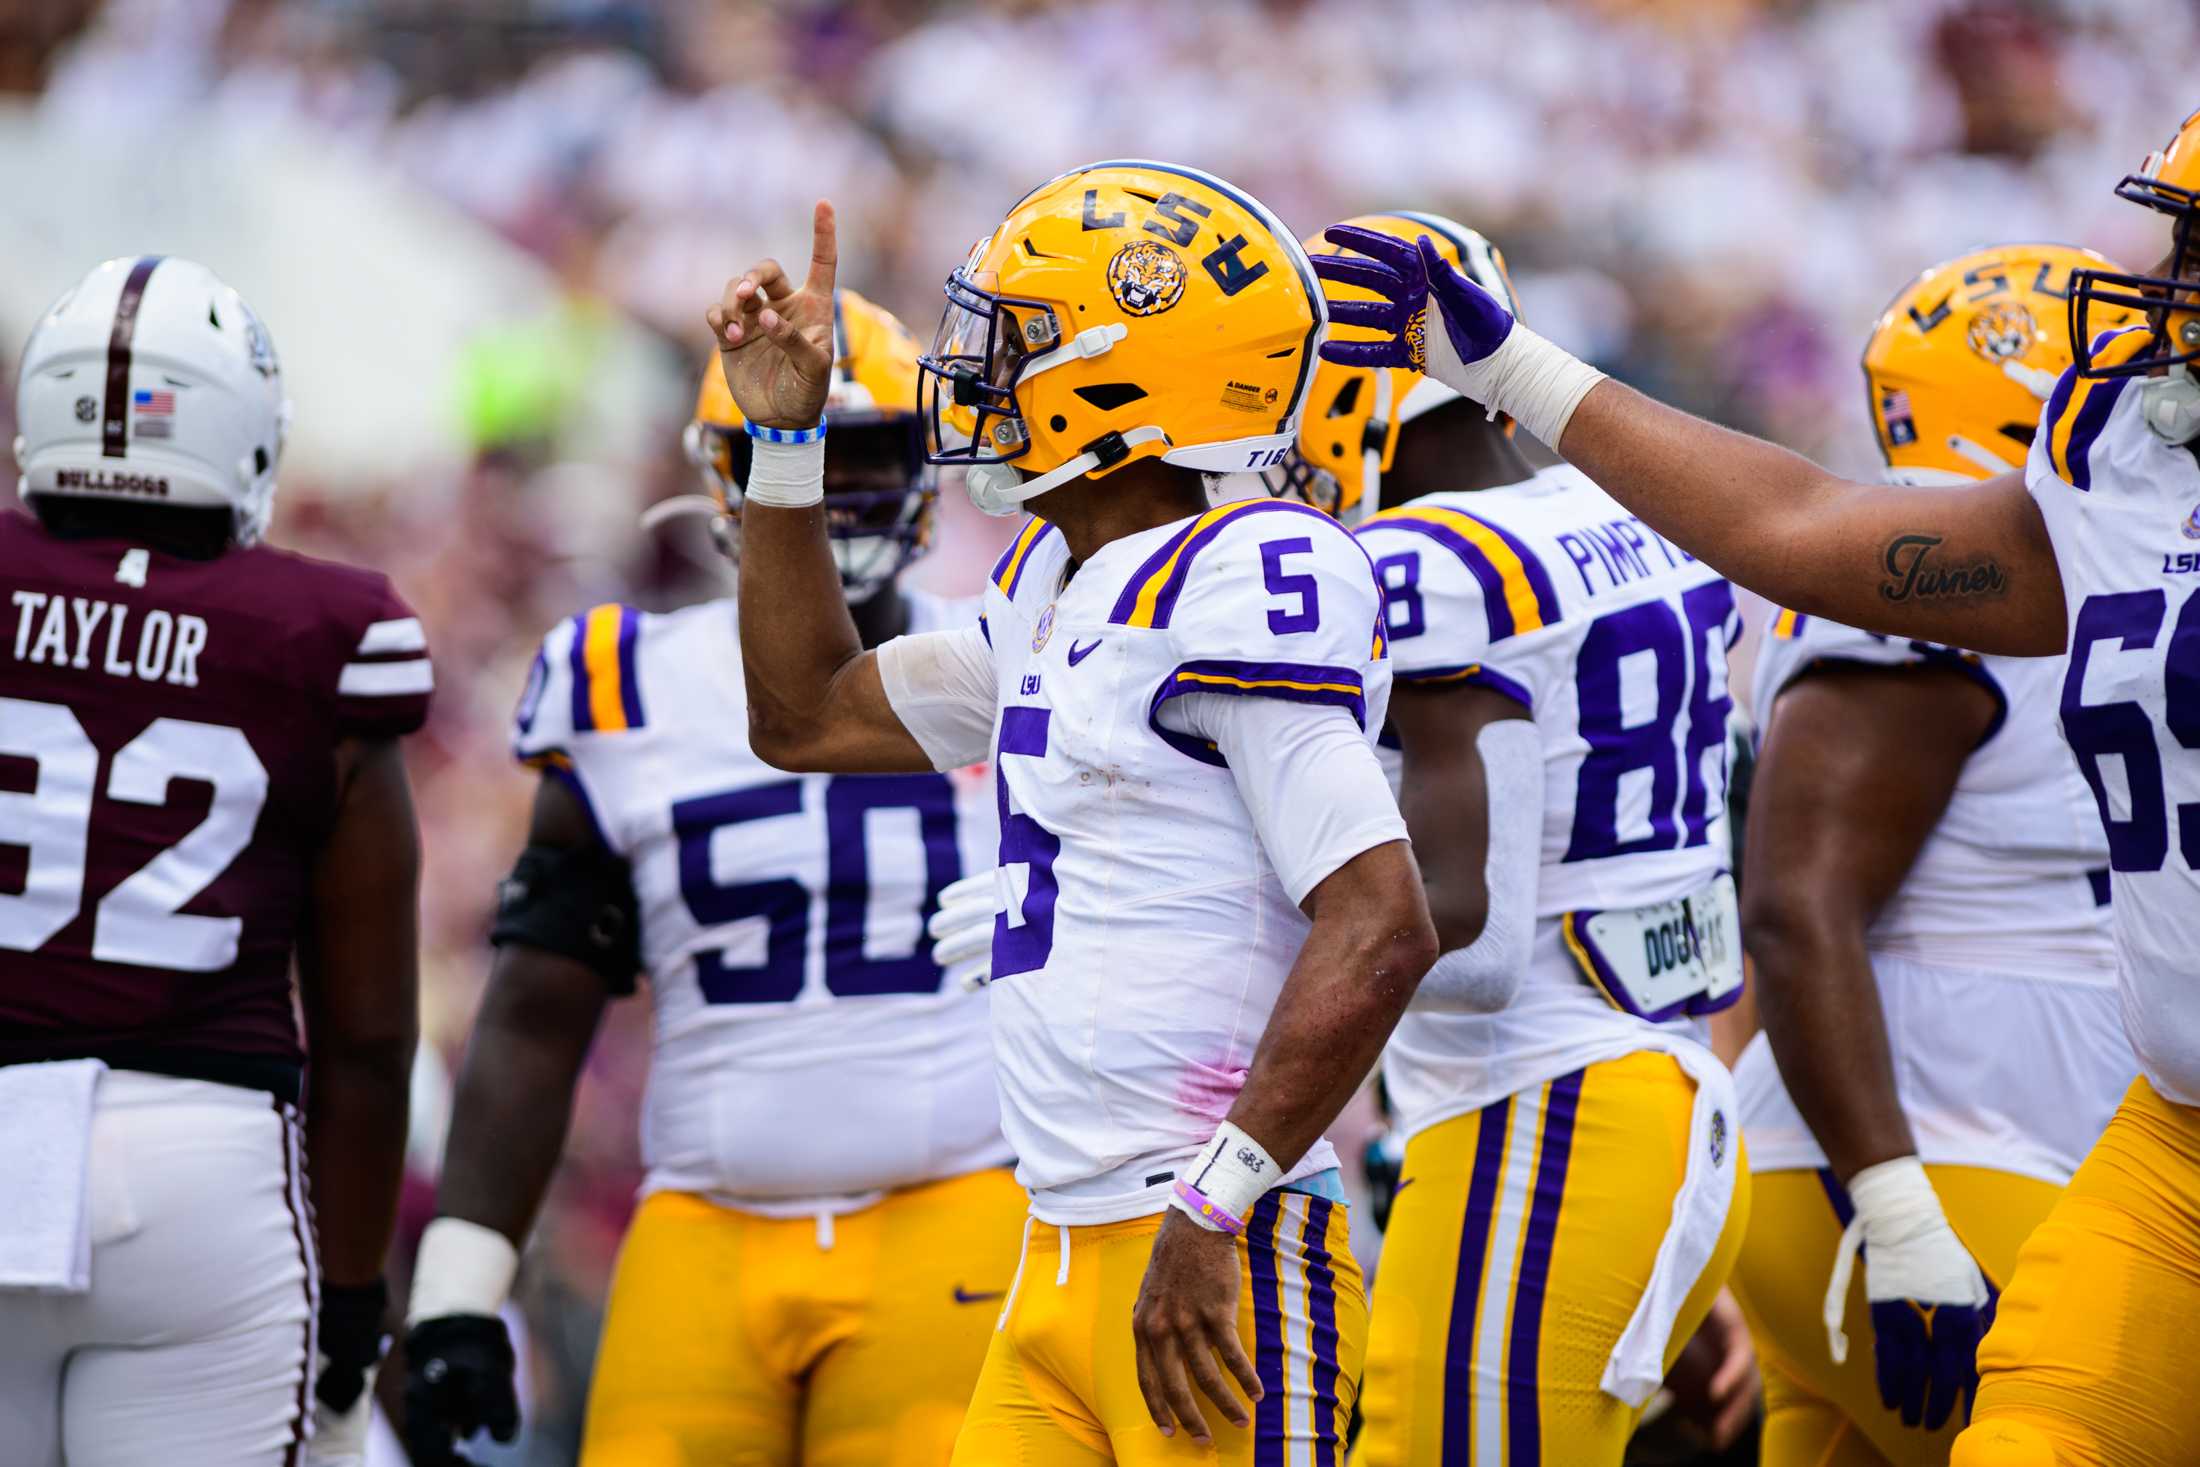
<box><xmin>682</xmin><ymin>287</ymin><xmax>934</xmax><ymax>600</ymax></box>
<box><xmin>1271</xmin><ymin>212</ymin><xmax>1523</xmax><ymax>520</ymax></box>
<box><xmin>1863</xmin><ymin>242</ymin><xmax>2143</xmax><ymax>483</ymax></box>
<box><xmin>918</xmin><ymin>160</ymin><xmax>1323</xmax><ymax>516</ymax></box>
<box><xmin>2071</xmin><ymin>105</ymin><xmax>2200</xmax><ymax>386</ymax></box>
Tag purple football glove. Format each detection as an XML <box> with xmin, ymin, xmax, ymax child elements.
<box><xmin>1869</xmin><ymin>1284</ymin><xmax>1998</xmax><ymax>1432</ymax></box>
<box><xmin>1312</xmin><ymin>226</ymin><xmax>1516</xmax><ymax>379</ymax></box>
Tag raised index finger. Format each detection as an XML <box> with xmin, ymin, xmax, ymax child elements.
<box><xmin>805</xmin><ymin>199</ymin><xmax>838</xmax><ymax>296</ymax></box>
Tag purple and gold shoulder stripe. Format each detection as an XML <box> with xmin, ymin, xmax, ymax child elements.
<box><xmin>1770</xmin><ymin>607</ymin><xmax>1810</xmax><ymax>640</ymax></box>
<box><xmin>1358</xmin><ymin>504</ymin><xmax>1561</xmax><ymax>643</ymax></box>
<box><xmin>2043</xmin><ymin>325</ymin><xmax>2151</xmax><ymax>491</ymax></box>
<box><xmin>1148</xmin><ymin>658</ymin><xmax>1366</xmax><ymax>765</ymax></box>
<box><xmin>991</xmin><ymin>516</ymin><xmax>1057</xmax><ymax>600</ymax></box>
<box><xmin>1109</xmin><ymin>499</ymin><xmax>1347</xmax><ymax>629</ymax></box>
<box><xmin>567</xmin><ymin>603</ymin><xmax>646</xmax><ymax>734</ymax></box>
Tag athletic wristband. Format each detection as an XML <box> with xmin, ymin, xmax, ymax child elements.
<box><xmin>407</xmin><ymin>1217</ymin><xmax>520</xmax><ymax>1324</ymax></box>
<box><xmin>1456</xmin><ymin>321</ymin><xmax>1606</xmax><ymax>449</ymax></box>
<box><xmin>742</xmin><ymin>434</ymin><xmax>827</xmax><ymax>508</ymax></box>
<box><xmin>1168</xmin><ymin>1120</ymin><xmax>1278</xmax><ymax>1236</ymax></box>
<box><xmin>742</xmin><ymin>417</ymin><xmax>827</xmax><ymax>444</ymax></box>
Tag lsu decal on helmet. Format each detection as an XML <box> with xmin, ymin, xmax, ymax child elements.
<box><xmin>2071</xmin><ymin>105</ymin><xmax>2200</xmax><ymax>389</ymax></box>
<box><xmin>680</xmin><ymin>287</ymin><xmax>933</xmax><ymax>600</ymax></box>
<box><xmin>1270</xmin><ymin>212</ymin><xmax>1521</xmax><ymax>521</ymax></box>
<box><xmin>1863</xmin><ymin>242</ymin><xmax>2142</xmax><ymax>482</ymax></box>
<box><xmin>917</xmin><ymin>160</ymin><xmax>1323</xmax><ymax>516</ymax></box>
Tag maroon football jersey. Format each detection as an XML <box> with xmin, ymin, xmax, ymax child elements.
<box><xmin>0</xmin><ymin>509</ymin><xmax>431</xmax><ymax>1099</ymax></box>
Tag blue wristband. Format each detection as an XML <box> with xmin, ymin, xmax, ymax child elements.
<box><xmin>743</xmin><ymin>417</ymin><xmax>828</xmax><ymax>444</ymax></box>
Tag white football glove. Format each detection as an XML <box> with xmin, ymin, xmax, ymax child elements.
<box><xmin>1823</xmin><ymin>1156</ymin><xmax>1996</xmax><ymax>1432</ymax></box>
<box><xmin>929</xmin><ymin>870</ymin><xmax>1001</xmax><ymax>990</ymax></box>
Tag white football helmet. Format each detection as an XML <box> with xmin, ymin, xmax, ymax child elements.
<box><xmin>15</xmin><ymin>256</ymin><xmax>291</xmax><ymax>545</ymax></box>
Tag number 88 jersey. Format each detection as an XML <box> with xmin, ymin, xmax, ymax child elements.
<box><xmin>513</xmin><ymin>594</ymin><xmax>1004</xmax><ymax>1211</ymax></box>
<box><xmin>1356</xmin><ymin>465</ymin><xmax>1739</xmax><ymax>1134</ymax></box>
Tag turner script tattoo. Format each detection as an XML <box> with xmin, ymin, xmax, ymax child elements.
<box><xmin>1880</xmin><ymin>533</ymin><xmax>2008</xmax><ymax>604</ymax></box>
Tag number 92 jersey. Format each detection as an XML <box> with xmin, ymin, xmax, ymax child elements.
<box><xmin>512</xmin><ymin>594</ymin><xmax>1005</xmax><ymax>1211</ymax></box>
<box><xmin>2026</xmin><ymin>325</ymin><xmax>2200</xmax><ymax>1107</ymax></box>
<box><xmin>1356</xmin><ymin>466</ymin><xmax>1739</xmax><ymax>1136</ymax></box>
<box><xmin>971</xmin><ymin>500</ymin><xmax>1401</xmax><ymax>1224</ymax></box>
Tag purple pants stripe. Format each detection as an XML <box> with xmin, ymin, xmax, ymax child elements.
<box><xmin>1300</xmin><ymin>1197</ymin><xmax>1344</xmax><ymax>1465</ymax></box>
<box><xmin>1442</xmin><ymin>1094</ymin><xmax>1515</xmax><ymax>1463</ymax></box>
<box><xmin>1250</xmin><ymin>1195</ymin><xmax>1287</xmax><ymax>1467</ymax></box>
<box><xmin>1504</xmin><ymin>1069</ymin><xmax>1584</xmax><ymax>1466</ymax></box>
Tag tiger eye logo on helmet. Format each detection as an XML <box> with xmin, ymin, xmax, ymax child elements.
<box><xmin>1107</xmin><ymin>241</ymin><xmax>1187</xmax><ymax>317</ymax></box>
<box><xmin>1965</xmin><ymin>300</ymin><xmax>2037</xmax><ymax>363</ymax></box>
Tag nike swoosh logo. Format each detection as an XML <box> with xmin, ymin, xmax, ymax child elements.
<box><xmin>1067</xmin><ymin>639</ymin><xmax>1101</xmax><ymax>666</ymax></box>
<box><xmin>953</xmin><ymin>1286</ymin><xmax>1006</xmax><ymax>1305</ymax></box>
<box><xmin>1392</xmin><ymin>1178</ymin><xmax>1417</xmax><ymax>1198</ymax></box>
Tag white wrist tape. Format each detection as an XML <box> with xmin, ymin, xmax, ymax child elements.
<box><xmin>407</xmin><ymin>1217</ymin><xmax>520</xmax><ymax>1323</ymax></box>
<box><xmin>742</xmin><ymin>436</ymin><xmax>826</xmax><ymax>508</ymax></box>
<box><xmin>1170</xmin><ymin>1120</ymin><xmax>1278</xmax><ymax>1236</ymax></box>
<box><xmin>1450</xmin><ymin>321</ymin><xmax>1607</xmax><ymax>450</ymax></box>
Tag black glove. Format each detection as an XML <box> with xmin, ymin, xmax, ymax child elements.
<box><xmin>316</xmin><ymin>1280</ymin><xmax>390</xmax><ymax>1414</ymax></box>
<box><xmin>402</xmin><ymin>1314</ymin><xmax>519</xmax><ymax>1466</ymax></box>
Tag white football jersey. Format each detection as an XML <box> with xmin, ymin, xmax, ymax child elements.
<box><xmin>2025</xmin><ymin>324</ymin><xmax>2200</xmax><ymax>1108</ymax></box>
<box><xmin>512</xmin><ymin>594</ymin><xmax>1006</xmax><ymax>1212</ymax></box>
<box><xmin>1358</xmin><ymin>466</ymin><xmax>1737</xmax><ymax>1137</ymax></box>
<box><xmin>1734</xmin><ymin>608</ymin><xmax>2132</xmax><ymax>1182</ymax></box>
<box><xmin>971</xmin><ymin>501</ymin><xmax>1398</xmax><ymax>1224</ymax></box>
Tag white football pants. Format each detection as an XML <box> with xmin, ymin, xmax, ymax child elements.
<box><xmin>0</xmin><ymin>1070</ymin><xmax>316</xmax><ymax>1465</ymax></box>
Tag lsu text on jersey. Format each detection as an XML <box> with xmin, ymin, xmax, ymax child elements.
<box><xmin>939</xmin><ymin>499</ymin><xmax>1398</xmax><ymax>1466</ymax></box>
<box><xmin>1352</xmin><ymin>466</ymin><xmax>1749</xmax><ymax>1466</ymax></box>
<box><xmin>1946</xmin><ymin>313</ymin><xmax>2200</xmax><ymax>1467</ymax></box>
<box><xmin>1736</xmin><ymin>609</ymin><xmax>2132</xmax><ymax>1466</ymax></box>
<box><xmin>0</xmin><ymin>510</ymin><xmax>431</xmax><ymax>1465</ymax></box>
<box><xmin>512</xmin><ymin>592</ymin><xmax>1023</xmax><ymax>1467</ymax></box>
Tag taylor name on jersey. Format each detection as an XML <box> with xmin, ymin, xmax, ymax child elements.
<box><xmin>511</xmin><ymin>593</ymin><xmax>1003</xmax><ymax>1210</ymax></box>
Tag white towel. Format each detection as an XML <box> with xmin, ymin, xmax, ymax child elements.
<box><xmin>1601</xmin><ymin>1037</ymin><xmax>1742</xmax><ymax>1406</ymax></box>
<box><xmin>0</xmin><ymin>1059</ymin><xmax>107</xmax><ymax>1293</ymax></box>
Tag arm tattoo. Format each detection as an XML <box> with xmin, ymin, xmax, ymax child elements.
<box><xmin>1879</xmin><ymin>533</ymin><xmax>2008</xmax><ymax>605</ymax></box>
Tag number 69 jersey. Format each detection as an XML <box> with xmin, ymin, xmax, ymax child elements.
<box><xmin>513</xmin><ymin>594</ymin><xmax>1005</xmax><ymax>1212</ymax></box>
<box><xmin>1357</xmin><ymin>465</ymin><xmax>1740</xmax><ymax>1137</ymax></box>
<box><xmin>964</xmin><ymin>500</ymin><xmax>1404</xmax><ymax>1225</ymax></box>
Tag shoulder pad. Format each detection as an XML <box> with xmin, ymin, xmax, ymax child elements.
<box><xmin>327</xmin><ymin>568</ymin><xmax>433</xmax><ymax>738</ymax></box>
<box><xmin>513</xmin><ymin>603</ymin><xmax>648</xmax><ymax>766</ymax></box>
<box><xmin>2039</xmin><ymin>326</ymin><xmax>2153</xmax><ymax>491</ymax></box>
<box><xmin>986</xmin><ymin>517</ymin><xmax>1066</xmax><ymax>614</ymax></box>
<box><xmin>1356</xmin><ymin>496</ymin><xmax>1563</xmax><ymax>647</ymax></box>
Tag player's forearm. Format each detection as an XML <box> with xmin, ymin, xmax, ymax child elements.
<box><xmin>1744</xmin><ymin>905</ymin><xmax>1916</xmax><ymax>1181</ymax></box>
<box><xmin>1226</xmin><ymin>853</ymin><xmax>1436</xmax><ymax>1169</ymax></box>
<box><xmin>306</xmin><ymin>1039</ymin><xmax>412</xmax><ymax>1287</ymax></box>
<box><xmin>1559</xmin><ymin>383</ymin><xmax>2061</xmax><ymax>654</ymax></box>
<box><xmin>735</xmin><ymin>488</ymin><xmax>871</xmax><ymax>757</ymax></box>
<box><xmin>433</xmin><ymin>961</ymin><xmax>603</xmax><ymax>1244</ymax></box>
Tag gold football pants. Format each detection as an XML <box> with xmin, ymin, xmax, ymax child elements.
<box><xmin>1951</xmin><ymin>1076</ymin><xmax>2200</xmax><ymax>1467</ymax></box>
<box><xmin>1731</xmin><ymin>1164</ymin><xmax>2060</xmax><ymax>1466</ymax></box>
<box><xmin>1355</xmin><ymin>1050</ymin><xmax>1750</xmax><ymax>1466</ymax></box>
<box><xmin>579</xmin><ymin>1167</ymin><xmax>1029</xmax><ymax>1467</ymax></box>
<box><xmin>951</xmin><ymin>1190</ymin><xmax>1365</xmax><ymax>1466</ymax></box>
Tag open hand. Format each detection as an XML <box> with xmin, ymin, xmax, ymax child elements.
<box><xmin>1131</xmin><ymin>1211</ymin><xmax>1264</xmax><ymax>1446</ymax></box>
<box><xmin>705</xmin><ymin>200</ymin><xmax>840</xmax><ymax>431</ymax></box>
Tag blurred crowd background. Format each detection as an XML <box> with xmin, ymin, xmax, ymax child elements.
<box><xmin>0</xmin><ymin>0</ymin><xmax>2190</xmax><ymax>1458</ymax></box>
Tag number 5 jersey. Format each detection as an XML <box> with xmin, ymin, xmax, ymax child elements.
<box><xmin>512</xmin><ymin>593</ymin><xmax>1007</xmax><ymax>1212</ymax></box>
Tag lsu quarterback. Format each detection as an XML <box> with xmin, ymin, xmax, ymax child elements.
<box><xmin>1733</xmin><ymin>244</ymin><xmax>2143</xmax><ymax>1466</ymax></box>
<box><xmin>1318</xmin><ymin>107</ymin><xmax>2200</xmax><ymax>1467</ymax></box>
<box><xmin>707</xmin><ymin>164</ymin><xmax>1439</xmax><ymax>1465</ymax></box>
<box><xmin>399</xmin><ymin>292</ymin><xmax>1025</xmax><ymax>1467</ymax></box>
<box><xmin>1287</xmin><ymin>214</ymin><xmax>1751</xmax><ymax>1465</ymax></box>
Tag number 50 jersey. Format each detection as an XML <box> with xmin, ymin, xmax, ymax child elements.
<box><xmin>513</xmin><ymin>594</ymin><xmax>1005</xmax><ymax>1211</ymax></box>
<box><xmin>1357</xmin><ymin>465</ymin><xmax>1740</xmax><ymax>1135</ymax></box>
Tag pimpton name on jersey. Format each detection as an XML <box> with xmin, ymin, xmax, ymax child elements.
<box><xmin>9</xmin><ymin>590</ymin><xmax>207</xmax><ymax>687</ymax></box>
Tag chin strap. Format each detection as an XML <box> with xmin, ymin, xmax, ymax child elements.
<box><xmin>964</xmin><ymin>426</ymin><xmax>1171</xmax><ymax>516</ymax></box>
<box><xmin>2141</xmin><ymin>369</ymin><xmax>2200</xmax><ymax>445</ymax></box>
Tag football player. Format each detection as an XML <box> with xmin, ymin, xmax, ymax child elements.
<box><xmin>709</xmin><ymin>165</ymin><xmax>1438</xmax><ymax>1465</ymax></box>
<box><xmin>1289</xmin><ymin>214</ymin><xmax>1751</xmax><ymax>1465</ymax></box>
<box><xmin>1730</xmin><ymin>244</ymin><xmax>2143</xmax><ymax>1465</ymax></box>
<box><xmin>399</xmin><ymin>291</ymin><xmax>1024</xmax><ymax>1467</ymax></box>
<box><xmin>1315</xmin><ymin>105</ymin><xmax>2200</xmax><ymax>1467</ymax></box>
<box><xmin>0</xmin><ymin>257</ymin><xmax>429</xmax><ymax>1465</ymax></box>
